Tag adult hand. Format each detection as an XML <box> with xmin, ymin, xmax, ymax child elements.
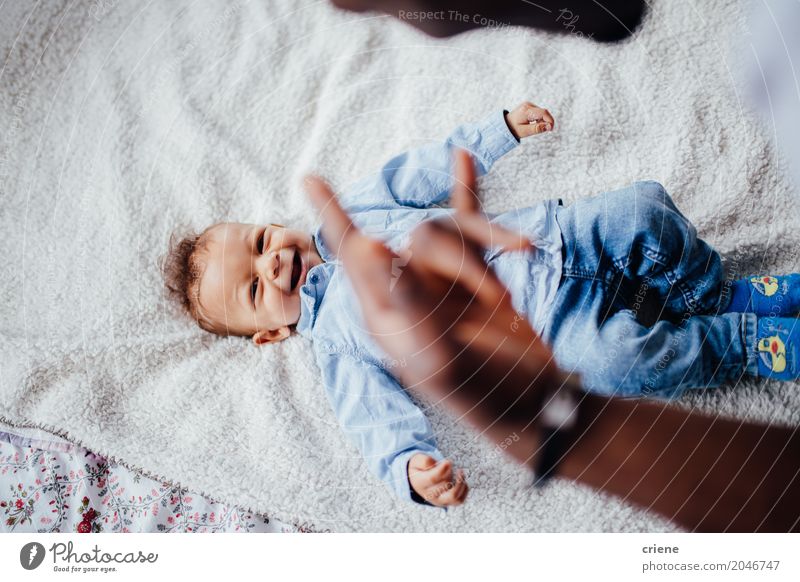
<box><xmin>329</xmin><ymin>0</ymin><xmax>646</xmax><ymax>42</ymax></box>
<box><xmin>305</xmin><ymin>149</ymin><xmax>572</xmax><ymax>466</ymax></box>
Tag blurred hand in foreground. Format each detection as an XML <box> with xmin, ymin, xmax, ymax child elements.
<box><xmin>305</xmin><ymin>149</ymin><xmax>570</xmax><ymax>466</ymax></box>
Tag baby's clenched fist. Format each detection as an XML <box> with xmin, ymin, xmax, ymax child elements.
<box><xmin>408</xmin><ymin>453</ymin><xmax>468</xmax><ymax>507</ymax></box>
<box><xmin>504</xmin><ymin>101</ymin><xmax>555</xmax><ymax>140</ymax></box>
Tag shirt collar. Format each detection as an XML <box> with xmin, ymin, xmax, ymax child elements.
<box><xmin>312</xmin><ymin>226</ymin><xmax>338</xmax><ymax>262</ymax></box>
<box><xmin>296</xmin><ymin>229</ymin><xmax>337</xmax><ymax>336</ymax></box>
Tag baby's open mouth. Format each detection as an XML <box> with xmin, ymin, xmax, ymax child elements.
<box><xmin>290</xmin><ymin>249</ymin><xmax>302</xmax><ymax>291</ymax></box>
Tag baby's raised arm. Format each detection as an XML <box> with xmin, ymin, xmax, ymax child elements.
<box><xmin>339</xmin><ymin>102</ymin><xmax>554</xmax><ymax>213</ymax></box>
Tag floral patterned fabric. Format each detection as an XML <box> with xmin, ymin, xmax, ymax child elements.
<box><xmin>0</xmin><ymin>428</ymin><xmax>295</xmax><ymax>533</ymax></box>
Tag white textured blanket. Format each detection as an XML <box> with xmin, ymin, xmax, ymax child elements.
<box><xmin>2</xmin><ymin>0</ymin><xmax>798</xmax><ymax>532</ymax></box>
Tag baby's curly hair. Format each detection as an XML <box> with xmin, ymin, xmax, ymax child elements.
<box><xmin>160</xmin><ymin>225</ymin><xmax>224</xmax><ymax>335</ymax></box>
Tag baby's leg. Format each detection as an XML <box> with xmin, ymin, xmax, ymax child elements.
<box><xmin>545</xmin><ymin>181</ymin><xmax>800</xmax><ymax>396</ymax></box>
<box><xmin>556</xmin><ymin>180</ymin><xmax>729</xmax><ymax>322</ymax></box>
<box><xmin>582</xmin><ymin>309</ymin><xmax>755</xmax><ymax>397</ymax></box>
<box><xmin>584</xmin><ymin>312</ymin><xmax>800</xmax><ymax>392</ymax></box>
<box><xmin>546</xmin><ymin>276</ymin><xmax>757</xmax><ymax>398</ymax></box>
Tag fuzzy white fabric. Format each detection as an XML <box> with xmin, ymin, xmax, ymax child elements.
<box><xmin>1</xmin><ymin>0</ymin><xmax>798</xmax><ymax>532</ymax></box>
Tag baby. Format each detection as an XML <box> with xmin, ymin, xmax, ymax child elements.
<box><xmin>163</xmin><ymin>102</ymin><xmax>800</xmax><ymax>507</ymax></box>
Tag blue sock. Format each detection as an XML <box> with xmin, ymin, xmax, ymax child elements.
<box><xmin>723</xmin><ymin>274</ymin><xmax>800</xmax><ymax>316</ymax></box>
<box><xmin>754</xmin><ymin>317</ymin><xmax>800</xmax><ymax>380</ymax></box>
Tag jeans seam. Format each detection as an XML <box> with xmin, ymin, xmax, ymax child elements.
<box><xmin>741</xmin><ymin>313</ymin><xmax>759</xmax><ymax>376</ymax></box>
<box><xmin>561</xmin><ymin>268</ymin><xmax>616</xmax><ymax>287</ymax></box>
<box><xmin>669</xmin><ymin>269</ymin><xmax>693</xmax><ymax>311</ymax></box>
<box><xmin>661</xmin><ymin>266</ymin><xmax>712</xmax><ymax>314</ymax></box>
<box><xmin>637</xmin><ymin>244</ymin><xmax>670</xmax><ymax>267</ymax></box>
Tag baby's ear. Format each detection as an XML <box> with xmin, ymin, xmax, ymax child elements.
<box><xmin>252</xmin><ymin>326</ymin><xmax>291</xmax><ymax>345</ymax></box>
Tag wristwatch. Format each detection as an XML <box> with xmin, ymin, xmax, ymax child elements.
<box><xmin>532</xmin><ymin>374</ymin><xmax>582</xmax><ymax>486</ymax></box>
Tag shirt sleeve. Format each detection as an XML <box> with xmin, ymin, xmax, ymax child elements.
<box><xmin>316</xmin><ymin>351</ymin><xmax>445</xmax><ymax>504</ymax></box>
<box><xmin>340</xmin><ymin>109</ymin><xmax>520</xmax><ymax>212</ymax></box>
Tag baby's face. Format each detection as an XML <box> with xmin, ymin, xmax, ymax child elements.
<box><xmin>197</xmin><ymin>222</ymin><xmax>323</xmax><ymax>343</ymax></box>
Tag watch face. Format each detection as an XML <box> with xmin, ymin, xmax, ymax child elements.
<box><xmin>540</xmin><ymin>380</ymin><xmax>580</xmax><ymax>429</ymax></box>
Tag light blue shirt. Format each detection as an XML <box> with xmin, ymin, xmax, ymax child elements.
<box><xmin>296</xmin><ymin>109</ymin><xmax>564</xmax><ymax>503</ymax></box>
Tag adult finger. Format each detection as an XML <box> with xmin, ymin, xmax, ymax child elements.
<box><xmin>304</xmin><ymin>175</ymin><xmax>361</xmax><ymax>256</ymax></box>
<box><xmin>408</xmin><ymin>220</ymin><xmax>512</xmax><ymax>309</ymax></box>
<box><xmin>305</xmin><ymin>174</ymin><xmax>398</xmax><ymax>314</ymax></box>
<box><xmin>450</xmin><ymin>148</ymin><xmax>480</xmax><ymax>213</ymax></box>
<box><xmin>450</xmin><ymin>150</ymin><xmax>533</xmax><ymax>251</ymax></box>
<box><xmin>453</xmin><ymin>211</ymin><xmax>534</xmax><ymax>252</ymax></box>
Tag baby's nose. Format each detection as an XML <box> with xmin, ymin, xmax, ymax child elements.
<box><xmin>268</xmin><ymin>251</ymin><xmax>280</xmax><ymax>280</ymax></box>
<box><xmin>255</xmin><ymin>250</ymin><xmax>280</xmax><ymax>281</ymax></box>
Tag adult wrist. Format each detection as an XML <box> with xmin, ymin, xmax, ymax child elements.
<box><xmin>529</xmin><ymin>372</ymin><xmax>582</xmax><ymax>485</ymax></box>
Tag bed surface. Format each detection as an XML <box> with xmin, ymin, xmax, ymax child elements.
<box><xmin>1</xmin><ymin>0</ymin><xmax>798</xmax><ymax>532</ymax></box>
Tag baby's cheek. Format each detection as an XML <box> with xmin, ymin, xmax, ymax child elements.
<box><xmin>275</xmin><ymin>294</ymin><xmax>302</xmax><ymax>326</ymax></box>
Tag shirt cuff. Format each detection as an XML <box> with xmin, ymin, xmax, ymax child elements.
<box><xmin>502</xmin><ymin>109</ymin><xmax>520</xmax><ymax>143</ymax></box>
<box><xmin>392</xmin><ymin>448</ymin><xmax>445</xmax><ymax>506</ymax></box>
<box><xmin>473</xmin><ymin>108</ymin><xmax>521</xmax><ymax>164</ymax></box>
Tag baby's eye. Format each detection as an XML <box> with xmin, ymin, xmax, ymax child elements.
<box><xmin>251</xmin><ymin>278</ymin><xmax>259</xmax><ymax>304</ymax></box>
<box><xmin>257</xmin><ymin>230</ymin><xmax>265</xmax><ymax>253</ymax></box>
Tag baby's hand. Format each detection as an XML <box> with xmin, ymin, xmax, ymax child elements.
<box><xmin>504</xmin><ymin>101</ymin><xmax>555</xmax><ymax>140</ymax></box>
<box><xmin>408</xmin><ymin>453</ymin><xmax>468</xmax><ymax>507</ymax></box>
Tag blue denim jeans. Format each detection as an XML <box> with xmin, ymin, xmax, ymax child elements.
<box><xmin>542</xmin><ymin>181</ymin><xmax>759</xmax><ymax>398</ymax></box>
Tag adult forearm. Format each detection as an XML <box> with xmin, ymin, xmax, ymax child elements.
<box><xmin>559</xmin><ymin>394</ymin><xmax>800</xmax><ymax>532</ymax></box>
